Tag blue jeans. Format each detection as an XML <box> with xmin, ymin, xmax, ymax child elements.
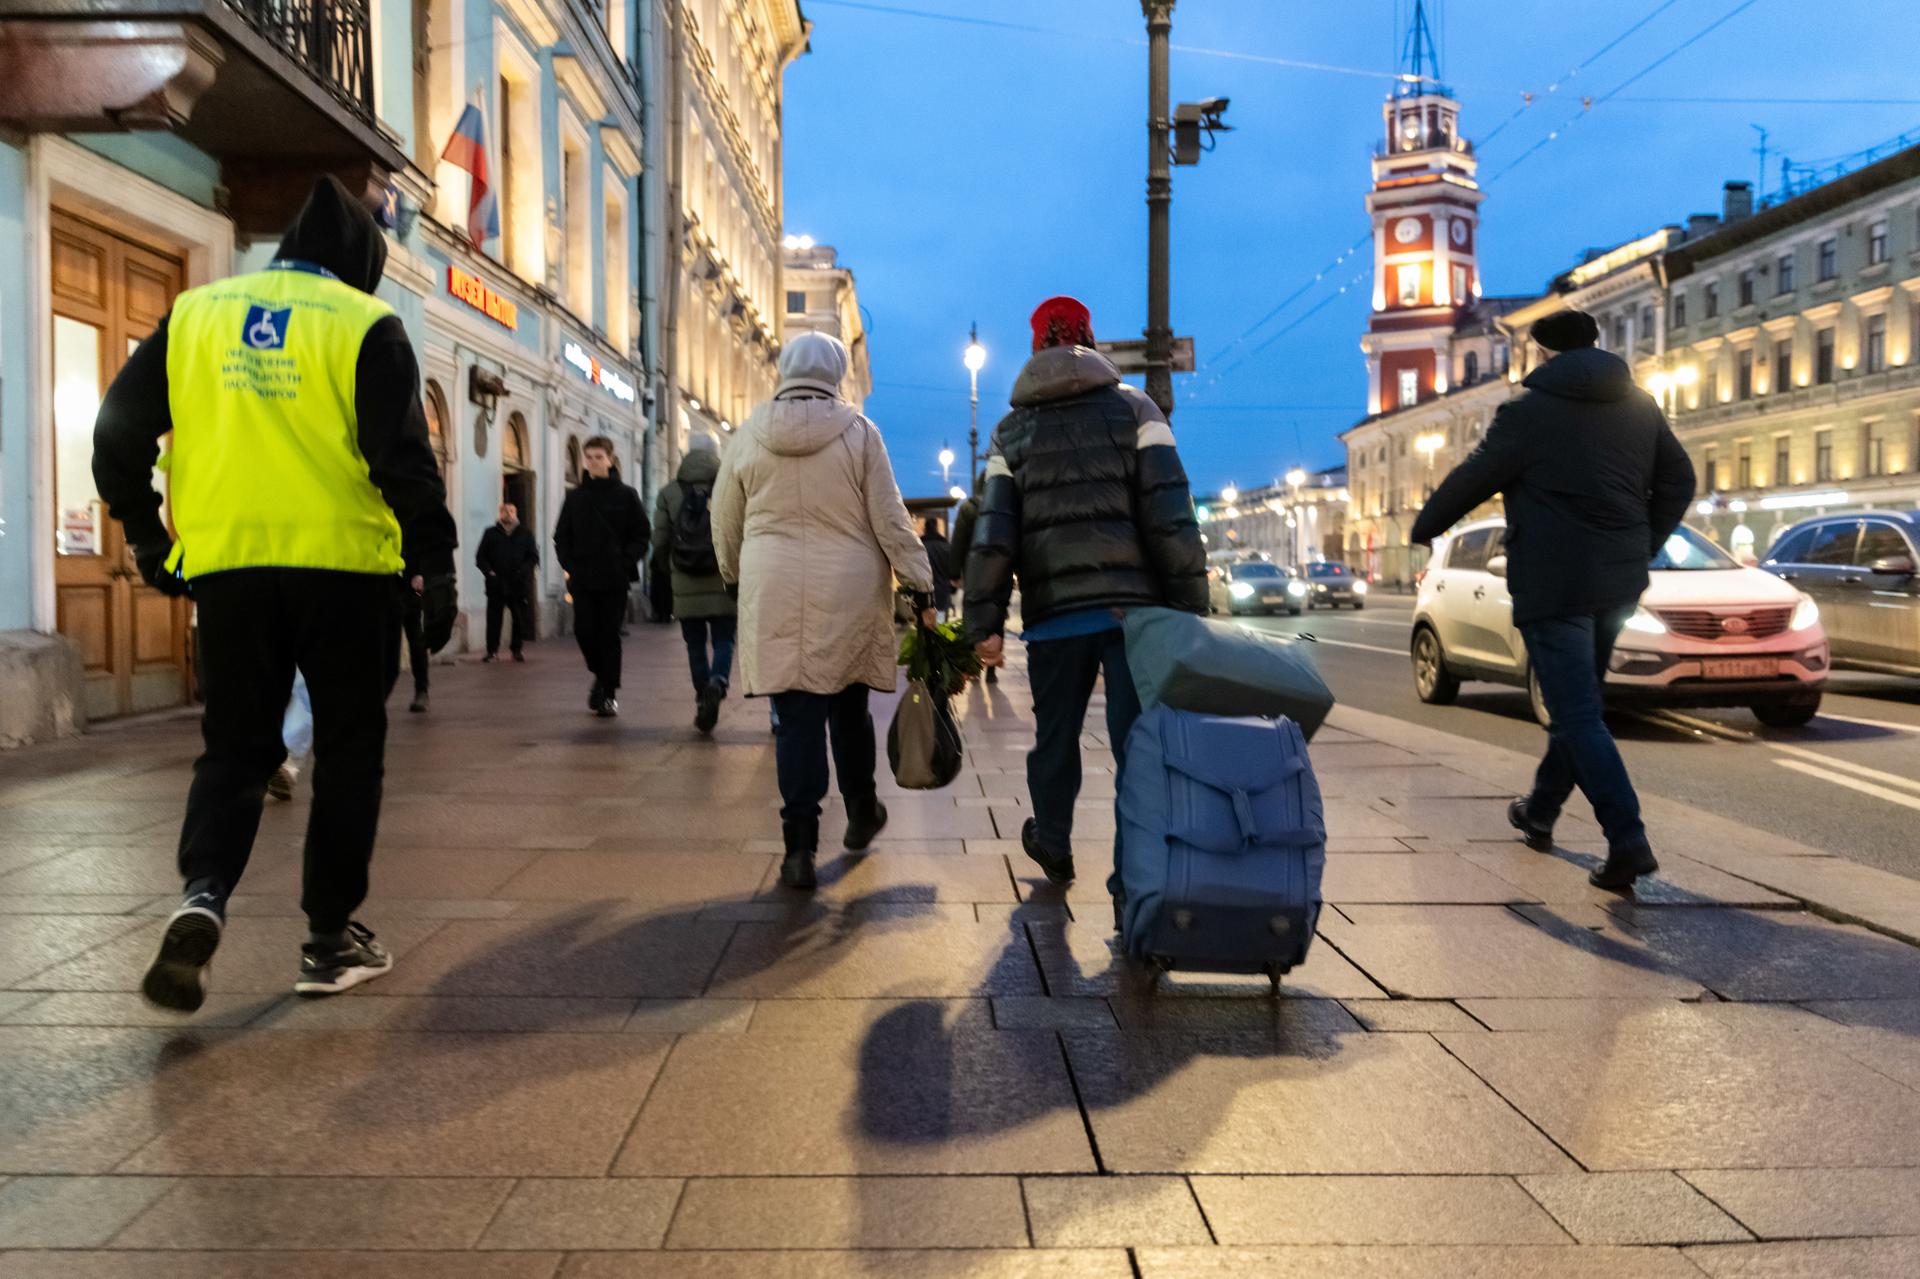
<box><xmin>1025</xmin><ymin>626</ymin><xmax>1143</xmax><ymax>900</ymax></box>
<box><xmin>1519</xmin><ymin>607</ymin><xmax>1648</xmax><ymax>851</ymax></box>
<box><xmin>680</xmin><ymin>616</ymin><xmax>737</xmax><ymax>692</ymax></box>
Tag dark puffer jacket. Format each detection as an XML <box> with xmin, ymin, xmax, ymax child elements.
<box><xmin>1411</xmin><ymin>346</ymin><xmax>1695</xmax><ymax>626</ymax></box>
<box><xmin>964</xmin><ymin>346</ymin><xmax>1208</xmax><ymax>641</ymax></box>
<box><xmin>554</xmin><ymin>473</ymin><xmax>650</xmax><ymax>592</ymax></box>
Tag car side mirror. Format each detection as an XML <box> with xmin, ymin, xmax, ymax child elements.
<box><xmin>1869</xmin><ymin>555</ymin><xmax>1916</xmax><ymax>576</ymax></box>
<box><xmin>1486</xmin><ymin>554</ymin><xmax>1509</xmax><ymax>578</ymax></box>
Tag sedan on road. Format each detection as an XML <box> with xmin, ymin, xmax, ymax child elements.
<box><xmin>1412</xmin><ymin>518</ymin><xmax>1829</xmax><ymax>727</ymax></box>
<box><xmin>1760</xmin><ymin>510</ymin><xmax>1920</xmax><ymax>678</ymax></box>
<box><xmin>1219</xmin><ymin>561</ymin><xmax>1306</xmax><ymax>616</ymax></box>
<box><xmin>1303</xmin><ymin>562</ymin><xmax>1367</xmax><ymax>610</ymax></box>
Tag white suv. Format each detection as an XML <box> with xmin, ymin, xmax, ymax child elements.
<box><xmin>1411</xmin><ymin>518</ymin><xmax>1829</xmax><ymax>727</ymax></box>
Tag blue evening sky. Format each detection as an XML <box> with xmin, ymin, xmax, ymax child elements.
<box><xmin>781</xmin><ymin>0</ymin><xmax>1917</xmax><ymax>495</ymax></box>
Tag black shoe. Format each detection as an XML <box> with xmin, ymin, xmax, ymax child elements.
<box><xmin>596</xmin><ymin>696</ymin><xmax>620</xmax><ymax>719</ymax></box>
<box><xmin>1588</xmin><ymin>841</ymin><xmax>1659</xmax><ymax>892</ymax></box>
<box><xmin>1508</xmin><ymin>798</ymin><xmax>1554</xmax><ymax>852</ymax></box>
<box><xmin>295</xmin><ymin>922</ymin><xmax>393</xmax><ymax>996</ymax></box>
<box><xmin>694</xmin><ymin>683</ymin><xmax>722</xmax><ymax>734</ymax></box>
<box><xmin>142</xmin><ymin>893</ymin><xmax>225</xmax><ymax>1013</ymax></box>
<box><xmin>781</xmin><ymin>817</ymin><xmax>819</xmax><ymax>891</ymax></box>
<box><xmin>589</xmin><ymin>681</ymin><xmax>606</xmax><ymax>712</ymax></box>
<box><xmin>483</xmin><ymin>653</ymin><xmax>497</xmax><ymax>663</ymax></box>
<box><xmin>512</xmin><ymin>650</ymin><xmax>525</xmax><ymax>663</ymax></box>
<box><xmin>1021</xmin><ymin>818</ymin><xmax>1076</xmax><ymax>886</ymax></box>
<box><xmin>843</xmin><ymin>798</ymin><xmax>889</xmax><ymax>850</ymax></box>
<box><xmin>409</xmin><ymin>688</ymin><xmax>429</xmax><ymax>714</ymax></box>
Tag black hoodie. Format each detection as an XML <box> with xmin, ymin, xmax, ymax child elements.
<box><xmin>92</xmin><ymin>176</ymin><xmax>456</xmax><ymax>577</ymax></box>
<box><xmin>1411</xmin><ymin>346</ymin><xmax>1695</xmax><ymax>625</ymax></box>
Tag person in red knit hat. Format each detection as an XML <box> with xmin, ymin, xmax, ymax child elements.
<box><xmin>1029</xmin><ymin>295</ymin><xmax>1096</xmax><ymax>352</ymax></box>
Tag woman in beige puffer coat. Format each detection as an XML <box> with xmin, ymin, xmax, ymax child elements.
<box><xmin>712</xmin><ymin>331</ymin><xmax>933</xmax><ymax>890</ymax></box>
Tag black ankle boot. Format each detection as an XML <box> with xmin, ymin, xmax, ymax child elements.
<box><xmin>842</xmin><ymin>797</ymin><xmax>889</xmax><ymax>850</ymax></box>
<box><xmin>1589</xmin><ymin>840</ymin><xmax>1659</xmax><ymax>891</ymax></box>
<box><xmin>781</xmin><ymin>818</ymin><xmax>818</xmax><ymax>891</ymax></box>
<box><xmin>1507</xmin><ymin>798</ymin><xmax>1554</xmax><ymax>852</ymax></box>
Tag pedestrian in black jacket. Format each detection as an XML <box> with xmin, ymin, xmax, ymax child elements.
<box><xmin>965</xmin><ymin>295</ymin><xmax>1208</xmax><ymax>904</ymax></box>
<box><xmin>921</xmin><ymin>517</ymin><xmax>954</xmax><ymax>617</ymax></box>
<box><xmin>1412</xmin><ymin>309</ymin><xmax>1695</xmax><ymax>890</ymax></box>
<box><xmin>476</xmin><ymin>502</ymin><xmax>539</xmax><ymax>661</ymax></box>
<box><xmin>949</xmin><ymin>471</ymin><xmax>996</xmax><ymax>682</ymax></box>
<box><xmin>554</xmin><ymin>436</ymin><xmax>649</xmax><ymax>715</ymax></box>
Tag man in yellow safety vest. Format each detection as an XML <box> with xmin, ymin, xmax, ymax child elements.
<box><xmin>93</xmin><ymin>176</ymin><xmax>457</xmax><ymax>1012</ymax></box>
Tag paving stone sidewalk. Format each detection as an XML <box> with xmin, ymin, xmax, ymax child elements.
<box><xmin>2</xmin><ymin>622</ymin><xmax>1918</xmax><ymax>1278</ymax></box>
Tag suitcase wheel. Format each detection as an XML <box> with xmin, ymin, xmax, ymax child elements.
<box><xmin>1263</xmin><ymin>961</ymin><xmax>1287</xmax><ymax>994</ymax></box>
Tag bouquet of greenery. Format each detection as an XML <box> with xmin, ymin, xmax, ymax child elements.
<box><xmin>898</xmin><ymin>617</ymin><xmax>984</xmax><ymax>698</ymax></box>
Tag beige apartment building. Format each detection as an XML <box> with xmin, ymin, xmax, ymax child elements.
<box><xmin>1658</xmin><ymin>146</ymin><xmax>1920</xmax><ymax>559</ymax></box>
<box><xmin>782</xmin><ymin>238</ymin><xmax>871</xmax><ymax>410</ymax></box>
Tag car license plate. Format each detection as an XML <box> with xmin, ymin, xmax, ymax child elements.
<box><xmin>1261</xmin><ymin>593</ymin><xmax>1285</xmax><ymax>603</ymax></box>
<box><xmin>1703</xmin><ymin>658</ymin><xmax>1779</xmax><ymax>679</ymax></box>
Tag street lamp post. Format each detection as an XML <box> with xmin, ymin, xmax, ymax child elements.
<box><xmin>964</xmin><ymin>323</ymin><xmax>987</xmax><ymax>484</ymax></box>
<box><xmin>1142</xmin><ymin>0</ymin><xmax>1176</xmax><ymax>417</ymax></box>
<box><xmin>938</xmin><ymin>446</ymin><xmax>956</xmax><ymax>488</ymax></box>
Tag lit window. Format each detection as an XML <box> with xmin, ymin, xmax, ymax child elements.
<box><xmin>1451</xmin><ymin>265</ymin><xmax>1467</xmax><ymax>304</ymax></box>
<box><xmin>1398</xmin><ymin>266</ymin><xmax>1421</xmax><ymax>307</ymax></box>
<box><xmin>1398</xmin><ymin>368</ymin><xmax>1419</xmax><ymax>408</ymax></box>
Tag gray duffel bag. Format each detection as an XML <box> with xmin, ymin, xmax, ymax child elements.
<box><xmin>1122</xmin><ymin>607</ymin><xmax>1335</xmax><ymax>740</ymax></box>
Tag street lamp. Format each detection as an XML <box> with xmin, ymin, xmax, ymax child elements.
<box><xmin>1220</xmin><ymin>483</ymin><xmax>1239</xmax><ymax>507</ymax></box>
<box><xmin>1284</xmin><ymin>468</ymin><xmax>1307</xmax><ymax>565</ymax></box>
<box><xmin>963</xmin><ymin>323</ymin><xmax>987</xmax><ymax>485</ymax></box>
<box><xmin>938</xmin><ymin>446</ymin><xmax>956</xmax><ymax>487</ymax></box>
<box><xmin>949</xmin><ymin>485</ymin><xmax>967</xmax><ymax>503</ymax></box>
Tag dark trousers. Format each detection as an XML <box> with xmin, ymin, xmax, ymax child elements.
<box><xmin>486</xmin><ymin>585</ymin><xmax>532</xmax><ymax>656</ymax></box>
<box><xmin>1026</xmin><ymin>626</ymin><xmax>1142</xmax><ymax>898</ymax></box>
<box><xmin>680</xmin><ymin>616</ymin><xmax>737</xmax><ymax>692</ymax></box>
<box><xmin>770</xmin><ymin>686</ymin><xmax>876</xmax><ymax>822</ymax></box>
<box><xmin>571</xmin><ymin>586</ymin><xmax>628</xmax><ymax>691</ymax></box>
<box><xmin>179</xmin><ymin>569</ymin><xmax>400</xmax><ymax>933</ymax></box>
<box><xmin>1519</xmin><ymin>606</ymin><xmax>1648</xmax><ymax>851</ymax></box>
<box><xmin>401</xmin><ymin>593</ymin><xmax>429</xmax><ymax>693</ymax></box>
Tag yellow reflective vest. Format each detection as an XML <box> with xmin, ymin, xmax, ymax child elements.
<box><xmin>163</xmin><ymin>263</ymin><xmax>404</xmax><ymax>578</ymax></box>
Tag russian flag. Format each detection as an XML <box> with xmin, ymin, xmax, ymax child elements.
<box><xmin>441</xmin><ymin>103</ymin><xmax>500</xmax><ymax>249</ymax></box>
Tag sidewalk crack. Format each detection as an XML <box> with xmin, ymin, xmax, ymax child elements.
<box><xmin>1053</xmin><ymin>1031</ymin><xmax>1108</xmax><ymax>1175</ymax></box>
<box><xmin>1431</xmin><ymin>1033</ymin><xmax>1587</xmax><ymax>1173</ymax></box>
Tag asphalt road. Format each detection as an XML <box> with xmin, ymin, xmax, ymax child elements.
<box><xmin>1231</xmin><ymin>594</ymin><xmax>1920</xmax><ymax>881</ymax></box>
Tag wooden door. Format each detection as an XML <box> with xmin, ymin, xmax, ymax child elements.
<box><xmin>49</xmin><ymin>210</ymin><xmax>190</xmax><ymax>721</ymax></box>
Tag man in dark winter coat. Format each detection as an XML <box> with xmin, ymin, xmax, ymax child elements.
<box><xmin>651</xmin><ymin>435</ymin><xmax>737</xmax><ymax>733</ymax></box>
<box><xmin>476</xmin><ymin>502</ymin><xmax>538</xmax><ymax>661</ymax></box>
<box><xmin>1412</xmin><ymin>309</ymin><xmax>1694</xmax><ymax>890</ymax></box>
<box><xmin>921</xmin><ymin>516</ymin><xmax>954</xmax><ymax>617</ymax></box>
<box><xmin>92</xmin><ymin>175</ymin><xmax>456</xmax><ymax>1010</ymax></box>
<box><xmin>554</xmin><ymin>436</ymin><xmax>649</xmax><ymax>716</ymax></box>
<box><xmin>966</xmin><ymin>295</ymin><xmax>1208</xmax><ymax>902</ymax></box>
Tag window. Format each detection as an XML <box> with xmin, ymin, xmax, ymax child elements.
<box><xmin>606</xmin><ymin>0</ymin><xmax>629</xmax><ymax>60</ymax></box>
<box><xmin>561</xmin><ymin>127</ymin><xmax>591</xmax><ymax>318</ymax></box>
<box><xmin>1640</xmin><ymin>305</ymin><xmax>1655</xmax><ymax>341</ymax></box>
<box><xmin>1398</xmin><ymin>368</ymin><xmax>1419</xmax><ymax>408</ymax></box>
<box><xmin>785</xmin><ymin>290</ymin><xmax>806</xmax><ymax>313</ymax></box>
<box><xmin>1776</xmin><ymin>252</ymin><xmax>1795</xmax><ymax>294</ymax></box>
<box><xmin>1737</xmin><ymin>348</ymin><xmax>1754</xmax><ymax>401</ymax></box>
<box><xmin>1774</xmin><ymin>434</ymin><xmax>1791</xmax><ymax>486</ymax></box>
<box><xmin>1463</xmin><ymin>351</ymin><xmax>1479</xmax><ymax>384</ymax></box>
<box><xmin>565</xmin><ymin>436</ymin><xmax>583</xmax><ymax>486</ymax></box>
<box><xmin>1451</xmin><ymin>264</ymin><xmax>1467</xmax><ymax>304</ymax></box>
<box><xmin>1398</xmin><ymin>435</ymin><xmax>1409</xmax><ymax>457</ymax></box>
<box><xmin>1706</xmin><ymin>366</ymin><xmax>1719</xmax><ymax>406</ymax></box>
<box><xmin>1814</xmin><ymin>428</ymin><xmax>1834</xmax><ymax>482</ymax></box>
<box><xmin>424</xmin><ymin>378</ymin><xmax>453</xmax><ymax>493</ymax></box>
<box><xmin>1737</xmin><ymin>441</ymin><xmax>1752</xmax><ymax>489</ymax></box>
<box><xmin>1866</xmin><ymin>313</ymin><xmax>1887</xmax><ymax>373</ymax></box>
<box><xmin>604</xmin><ymin>171</ymin><xmax>631</xmax><ymax>350</ymax></box>
<box><xmin>1766</xmin><ymin>525</ymin><xmax>1816</xmax><ymax>564</ymax></box>
<box><xmin>1815</xmin><ymin>327</ymin><xmax>1836</xmax><ymax>384</ymax></box>
<box><xmin>1613</xmin><ymin>316</ymin><xmax>1628</xmax><ymax>350</ymax></box>
<box><xmin>1867</xmin><ymin>428</ymin><xmax>1886</xmax><ymax>477</ymax></box>
<box><xmin>1738</xmin><ymin>268</ymin><xmax>1756</xmax><ymax>308</ymax></box>
<box><xmin>1805</xmin><ymin>520</ymin><xmax>1859</xmax><ymax>566</ymax></box>
<box><xmin>1868</xmin><ymin>218</ymin><xmax>1889</xmax><ymax>265</ymax></box>
<box><xmin>1774</xmin><ymin>339</ymin><xmax>1793</xmax><ymax>393</ymax></box>
<box><xmin>1398</xmin><ymin>265</ymin><xmax>1421</xmax><ymax>306</ymax></box>
<box><xmin>1703</xmin><ymin>445</ymin><xmax>1719</xmax><ymax>491</ymax></box>
<box><xmin>1817</xmin><ymin>237</ymin><xmax>1838</xmax><ymax>281</ymax></box>
<box><xmin>1446</xmin><ymin>527</ymin><xmax>1496</xmax><ymax>572</ymax></box>
<box><xmin>1859</xmin><ymin>522</ymin><xmax>1915</xmax><ymax>565</ymax></box>
<box><xmin>495</xmin><ymin>47</ymin><xmax>544</xmax><ymax>281</ymax></box>
<box><xmin>1703</xmin><ymin>281</ymin><xmax>1720</xmax><ymax>319</ymax></box>
<box><xmin>1378</xmin><ymin>446</ymin><xmax>1387</xmax><ymax>463</ymax></box>
<box><xmin>1672</xmin><ymin>293</ymin><xmax>1687</xmax><ymax>327</ymax></box>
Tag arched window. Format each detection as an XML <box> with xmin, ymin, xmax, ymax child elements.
<box><xmin>423</xmin><ymin>379</ymin><xmax>452</xmax><ymax>480</ymax></box>
<box><xmin>565</xmin><ymin>435</ymin><xmax>583</xmax><ymax>487</ymax></box>
<box><xmin>503</xmin><ymin>412</ymin><xmax>529</xmax><ymax>472</ymax></box>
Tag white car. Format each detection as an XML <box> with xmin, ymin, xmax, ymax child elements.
<box><xmin>1411</xmin><ymin>518</ymin><xmax>1829</xmax><ymax>727</ymax></box>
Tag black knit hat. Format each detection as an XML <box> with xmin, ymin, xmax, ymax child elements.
<box><xmin>1533</xmin><ymin>309</ymin><xmax>1600</xmax><ymax>352</ymax></box>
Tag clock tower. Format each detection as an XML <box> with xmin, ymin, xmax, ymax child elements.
<box><xmin>1362</xmin><ymin>0</ymin><xmax>1485</xmax><ymax>416</ymax></box>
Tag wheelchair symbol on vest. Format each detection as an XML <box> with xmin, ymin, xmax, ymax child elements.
<box><xmin>242</xmin><ymin>305</ymin><xmax>292</xmax><ymax>350</ymax></box>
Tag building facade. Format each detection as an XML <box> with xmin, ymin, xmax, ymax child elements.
<box><xmin>1657</xmin><ymin>147</ymin><xmax>1920</xmax><ymax>559</ymax></box>
<box><xmin>0</xmin><ymin>0</ymin><xmax>652</xmax><ymax>742</ymax></box>
<box><xmin>650</xmin><ymin>0</ymin><xmax>806</xmax><ymax>461</ymax></box>
<box><xmin>1201</xmin><ymin>468</ymin><xmax>1349</xmax><ymax>568</ymax></box>
<box><xmin>782</xmin><ymin>237</ymin><xmax>870</xmax><ymax>409</ymax></box>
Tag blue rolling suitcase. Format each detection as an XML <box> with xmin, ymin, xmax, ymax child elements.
<box><xmin>1117</xmin><ymin>706</ymin><xmax>1327</xmax><ymax>988</ymax></box>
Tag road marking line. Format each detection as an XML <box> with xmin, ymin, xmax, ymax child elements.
<box><xmin>1817</xmin><ymin>712</ymin><xmax>1920</xmax><ymax>734</ymax></box>
<box><xmin>1658</xmin><ymin>709</ymin><xmax>1920</xmax><ymax>797</ymax></box>
<box><xmin>1293</xmin><ymin>636</ymin><xmax>1410</xmax><ymax>658</ymax></box>
<box><xmin>1775</xmin><ymin>758</ymin><xmax>1920</xmax><ymax>812</ymax></box>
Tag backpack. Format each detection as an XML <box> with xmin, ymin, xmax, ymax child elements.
<box><xmin>671</xmin><ymin>481</ymin><xmax>719</xmax><ymax>576</ymax></box>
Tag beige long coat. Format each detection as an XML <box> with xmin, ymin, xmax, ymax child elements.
<box><xmin>712</xmin><ymin>385</ymin><xmax>932</xmax><ymax>697</ymax></box>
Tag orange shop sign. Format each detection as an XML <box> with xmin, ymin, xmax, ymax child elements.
<box><xmin>447</xmin><ymin>264</ymin><xmax>519</xmax><ymax>330</ymax></box>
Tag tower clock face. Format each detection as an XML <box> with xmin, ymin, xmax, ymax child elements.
<box><xmin>1451</xmin><ymin>220</ymin><xmax>1469</xmax><ymax>246</ymax></box>
<box><xmin>1393</xmin><ymin>218</ymin><xmax>1422</xmax><ymax>245</ymax></box>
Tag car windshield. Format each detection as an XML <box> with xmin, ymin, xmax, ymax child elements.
<box><xmin>1651</xmin><ymin>527</ymin><xmax>1740</xmax><ymax>571</ymax></box>
<box><xmin>1307</xmin><ymin>564</ymin><xmax>1347</xmax><ymax>578</ymax></box>
<box><xmin>1234</xmin><ymin>564</ymin><xmax>1285</xmax><ymax>580</ymax></box>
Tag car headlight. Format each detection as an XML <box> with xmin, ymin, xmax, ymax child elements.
<box><xmin>1352</xmin><ymin>579</ymin><xmax>1369</xmax><ymax>595</ymax></box>
<box><xmin>1287</xmin><ymin>580</ymin><xmax>1307</xmax><ymax>596</ymax></box>
<box><xmin>1622</xmin><ymin>606</ymin><xmax>1667</xmax><ymax>635</ymax></box>
<box><xmin>1229</xmin><ymin>581</ymin><xmax>1255</xmax><ymax>600</ymax></box>
<box><xmin>1791</xmin><ymin>596</ymin><xmax>1819</xmax><ymax>631</ymax></box>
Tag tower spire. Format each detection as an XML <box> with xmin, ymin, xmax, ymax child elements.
<box><xmin>1400</xmin><ymin>0</ymin><xmax>1440</xmax><ymax>85</ymax></box>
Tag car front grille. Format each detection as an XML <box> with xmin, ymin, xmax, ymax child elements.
<box><xmin>1655</xmin><ymin>606</ymin><xmax>1794</xmax><ymax>641</ymax></box>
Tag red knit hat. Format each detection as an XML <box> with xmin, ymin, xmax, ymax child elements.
<box><xmin>1030</xmin><ymin>295</ymin><xmax>1095</xmax><ymax>352</ymax></box>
